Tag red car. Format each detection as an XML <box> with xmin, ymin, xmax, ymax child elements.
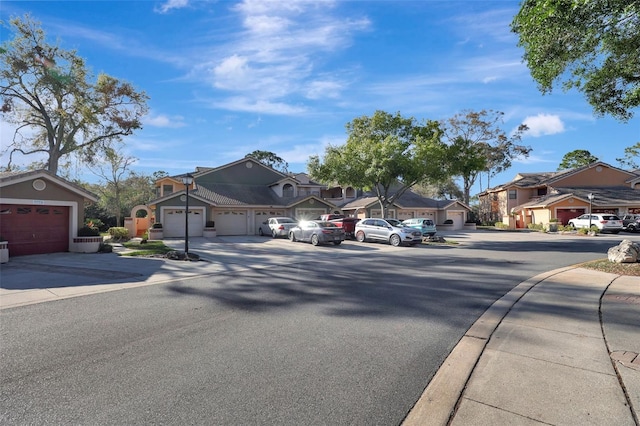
<box><xmin>329</xmin><ymin>217</ymin><xmax>360</xmax><ymax>239</ymax></box>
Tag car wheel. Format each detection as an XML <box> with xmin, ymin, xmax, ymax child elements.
<box><xmin>389</xmin><ymin>234</ymin><xmax>401</xmax><ymax>247</ymax></box>
<box><xmin>629</xmin><ymin>224</ymin><xmax>637</xmax><ymax>232</ymax></box>
<box><xmin>568</xmin><ymin>222</ymin><xmax>576</xmax><ymax>229</ymax></box>
<box><xmin>258</xmin><ymin>228</ymin><xmax>264</xmax><ymax>236</ymax></box>
<box><xmin>356</xmin><ymin>231</ymin><xmax>366</xmax><ymax>242</ymax></box>
<box><xmin>289</xmin><ymin>232</ymin><xmax>296</xmax><ymax>242</ymax></box>
<box><xmin>311</xmin><ymin>234</ymin><xmax>320</xmax><ymax>246</ymax></box>
<box><xmin>333</xmin><ymin>240</ymin><xmax>342</xmax><ymax>246</ymax></box>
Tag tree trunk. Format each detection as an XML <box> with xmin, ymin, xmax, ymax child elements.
<box><xmin>48</xmin><ymin>151</ymin><xmax>61</xmax><ymax>175</ymax></box>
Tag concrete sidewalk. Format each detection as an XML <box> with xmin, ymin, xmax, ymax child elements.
<box><xmin>404</xmin><ymin>267</ymin><xmax>640</xmax><ymax>426</ymax></box>
<box><xmin>1</xmin><ymin>239</ymin><xmax>638</xmax><ymax>425</ymax></box>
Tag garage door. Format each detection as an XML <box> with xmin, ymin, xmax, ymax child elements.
<box><xmin>254</xmin><ymin>210</ymin><xmax>284</xmax><ymax>235</ymax></box>
<box><xmin>0</xmin><ymin>204</ymin><xmax>69</xmax><ymax>256</ymax></box>
<box><xmin>216</xmin><ymin>210</ymin><xmax>247</xmax><ymax>235</ymax></box>
<box><xmin>557</xmin><ymin>208</ymin><xmax>586</xmax><ymax>225</ymax></box>
<box><xmin>163</xmin><ymin>209</ymin><xmax>204</xmax><ymax>238</ymax></box>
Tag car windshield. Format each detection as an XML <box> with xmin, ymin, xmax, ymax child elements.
<box><xmin>278</xmin><ymin>218</ymin><xmax>296</xmax><ymax>223</ymax></box>
<box><xmin>602</xmin><ymin>215</ymin><xmax>620</xmax><ymax>220</ymax></box>
<box><xmin>386</xmin><ymin>219</ymin><xmax>402</xmax><ymax>227</ymax></box>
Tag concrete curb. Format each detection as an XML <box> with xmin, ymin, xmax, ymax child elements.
<box><xmin>402</xmin><ymin>266</ymin><xmax>577</xmax><ymax>426</ymax></box>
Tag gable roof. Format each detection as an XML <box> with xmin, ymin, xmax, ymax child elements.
<box><xmin>0</xmin><ymin>169</ymin><xmax>97</xmax><ymax>202</ymax></box>
<box><xmin>513</xmin><ymin>186</ymin><xmax>640</xmax><ymax>210</ymax></box>
<box><xmin>340</xmin><ymin>189</ymin><xmax>470</xmax><ymax>211</ymax></box>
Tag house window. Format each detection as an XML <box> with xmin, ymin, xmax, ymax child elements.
<box><xmin>283</xmin><ymin>183</ymin><xmax>294</xmax><ymax>197</ymax></box>
<box><xmin>163</xmin><ymin>184</ymin><xmax>173</xmax><ymax>196</ymax></box>
<box><xmin>537</xmin><ymin>188</ymin><xmax>547</xmax><ymax>196</ymax></box>
<box><xmin>508</xmin><ymin>189</ymin><xmax>517</xmax><ymax>200</ymax></box>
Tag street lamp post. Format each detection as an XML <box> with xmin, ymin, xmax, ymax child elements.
<box><xmin>182</xmin><ymin>173</ymin><xmax>194</xmax><ymax>258</ymax></box>
<box><xmin>588</xmin><ymin>193</ymin><xmax>594</xmax><ymax>230</ymax></box>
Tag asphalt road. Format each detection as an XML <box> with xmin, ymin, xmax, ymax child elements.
<box><xmin>1</xmin><ymin>231</ymin><xmax>637</xmax><ymax>425</ymax></box>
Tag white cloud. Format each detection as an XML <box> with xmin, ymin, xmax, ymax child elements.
<box><xmin>522</xmin><ymin>114</ymin><xmax>566</xmax><ymax>137</ymax></box>
<box><xmin>193</xmin><ymin>0</ymin><xmax>370</xmax><ymax>114</ymax></box>
<box><xmin>212</xmin><ymin>97</ymin><xmax>307</xmax><ymax>115</ymax></box>
<box><xmin>155</xmin><ymin>0</ymin><xmax>190</xmax><ymax>14</ymax></box>
<box><xmin>144</xmin><ymin>113</ymin><xmax>187</xmax><ymax>128</ymax></box>
<box><xmin>305</xmin><ymin>80</ymin><xmax>343</xmax><ymax>100</ymax></box>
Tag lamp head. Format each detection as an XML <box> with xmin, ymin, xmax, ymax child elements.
<box><xmin>181</xmin><ymin>173</ymin><xmax>194</xmax><ymax>186</ymax></box>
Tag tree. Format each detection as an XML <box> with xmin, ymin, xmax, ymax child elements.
<box><xmin>245</xmin><ymin>150</ymin><xmax>289</xmax><ymax>173</ymax></box>
<box><xmin>0</xmin><ymin>15</ymin><xmax>149</xmax><ymax>175</ymax></box>
<box><xmin>88</xmin><ymin>146</ymin><xmax>137</xmax><ymax>227</ymax></box>
<box><xmin>511</xmin><ymin>0</ymin><xmax>640</xmax><ymax>121</ymax></box>
<box><xmin>557</xmin><ymin>149</ymin><xmax>599</xmax><ymax>170</ymax></box>
<box><xmin>616</xmin><ymin>142</ymin><xmax>640</xmax><ymax>169</ymax></box>
<box><xmin>441</xmin><ymin>110</ymin><xmax>530</xmax><ymax>205</ymax></box>
<box><xmin>412</xmin><ymin>177</ymin><xmax>463</xmax><ymax>200</ymax></box>
<box><xmin>308</xmin><ymin>110</ymin><xmax>447</xmax><ymax>217</ymax></box>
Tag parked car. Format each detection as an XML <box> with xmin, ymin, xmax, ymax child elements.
<box><xmin>567</xmin><ymin>214</ymin><xmax>622</xmax><ymax>233</ymax></box>
<box><xmin>621</xmin><ymin>214</ymin><xmax>640</xmax><ymax>232</ymax></box>
<box><xmin>288</xmin><ymin>220</ymin><xmax>346</xmax><ymax>246</ymax></box>
<box><xmin>329</xmin><ymin>217</ymin><xmax>360</xmax><ymax>239</ymax></box>
<box><xmin>258</xmin><ymin>217</ymin><xmax>298</xmax><ymax>238</ymax></box>
<box><xmin>402</xmin><ymin>217</ymin><xmax>437</xmax><ymax>236</ymax></box>
<box><xmin>320</xmin><ymin>213</ymin><xmax>345</xmax><ymax>221</ymax></box>
<box><xmin>355</xmin><ymin>218</ymin><xmax>423</xmax><ymax>247</ymax></box>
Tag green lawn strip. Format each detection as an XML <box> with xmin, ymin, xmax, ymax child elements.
<box><xmin>119</xmin><ymin>240</ymin><xmax>174</xmax><ymax>257</ymax></box>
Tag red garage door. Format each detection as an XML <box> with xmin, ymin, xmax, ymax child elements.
<box><xmin>557</xmin><ymin>208</ymin><xmax>586</xmax><ymax>225</ymax></box>
<box><xmin>0</xmin><ymin>204</ymin><xmax>70</xmax><ymax>256</ymax></box>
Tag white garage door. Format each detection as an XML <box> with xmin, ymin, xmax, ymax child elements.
<box><xmin>254</xmin><ymin>210</ymin><xmax>284</xmax><ymax>235</ymax></box>
<box><xmin>216</xmin><ymin>210</ymin><xmax>248</xmax><ymax>235</ymax></box>
<box><xmin>449</xmin><ymin>212</ymin><xmax>464</xmax><ymax>229</ymax></box>
<box><xmin>163</xmin><ymin>208</ymin><xmax>204</xmax><ymax>238</ymax></box>
<box><xmin>397</xmin><ymin>211</ymin><xmax>414</xmax><ymax>220</ymax></box>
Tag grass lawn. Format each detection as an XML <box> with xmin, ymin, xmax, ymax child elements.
<box><xmin>120</xmin><ymin>240</ymin><xmax>174</xmax><ymax>257</ymax></box>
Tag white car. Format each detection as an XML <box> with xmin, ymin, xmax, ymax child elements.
<box><xmin>567</xmin><ymin>214</ymin><xmax>622</xmax><ymax>234</ymax></box>
<box><xmin>355</xmin><ymin>218</ymin><xmax>423</xmax><ymax>247</ymax></box>
<box><xmin>258</xmin><ymin>217</ymin><xmax>298</xmax><ymax>238</ymax></box>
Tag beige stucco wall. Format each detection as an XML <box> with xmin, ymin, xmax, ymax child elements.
<box><xmin>553</xmin><ymin>165</ymin><xmax>630</xmax><ymax>187</ymax></box>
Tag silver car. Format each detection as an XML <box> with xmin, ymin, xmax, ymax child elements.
<box><xmin>258</xmin><ymin>217</ymin><xmax>298</xmax><ymax>238</ymax></box>
<box><xmin>288</xmin><ymin>220</ymin><xmax>345</xmax><ymax>246</ymax></box>
<box><xmin>355</xmin><ymin>218</ymin><xmax>423</xmax><ymax>247</ymax></box>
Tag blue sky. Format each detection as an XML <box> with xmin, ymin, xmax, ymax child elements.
<box><xmin>1</xmin><ymin>0</ymin><xmax>638</xmax><ymax>197</ymax></box>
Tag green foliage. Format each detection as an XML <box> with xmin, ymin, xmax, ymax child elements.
<box><xmin>558</xmin><ymin>150</ymin><xmax>599</xmax><ymax>170</ymax></box>
<box><xmin>308</xmin><ymin>110</ymin><xmax>446</xmax><ymax>217</ymax></box>
<box><xmin>85</xmin><ymin>217</ymin><xmax>105</xmax><ymax>231</ymax></box>
<box><xmin>78</xmin><ymin>226</ymin><xmax>100</xmax><ymax>237</ymax></box>
<box><xmin>121</xmin><ymin>240</ymin><xmax>173</xmax><ymax>256</ymax></box>
<box><xmin>108</xmin><ymin>227</ymin><xmax>129</xmax><ymax>241</ymax></box>
<box><xmin>98</xmin><ymin>242</ymin><xmax>113</xmax><ymax>253</ymax></box>
<box><xmin>512</xmin><ymin>0</ymin><xmax>640</xmax><ymax>121</ymax></box>
<box><xmin>494</xmin><ymin>222</ymin><xmax>508</xmax><ymax>229</ymax></box>
<box><xmin>616</xmin><ymin>142</ymin><xmax>640</xmax><ymax>169</ymax></box>
<box><xmin>246</xmin><ymin>150</ymin><xmax>289</xmax><ymax>173</ymax></box>
<box><xmin>527</xmin><ymin>222</ymin><xmax>545</xmax><ymax>231</ymax></box>
<box><xmin>0</xmin><ymin>15</ymin><xmax>149</xmax><ymax>174</ymax></box>
<box><xmin>441</xmin><ymin>110</ymin><xmax>530</xmax><ymax>205</ymax></box>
